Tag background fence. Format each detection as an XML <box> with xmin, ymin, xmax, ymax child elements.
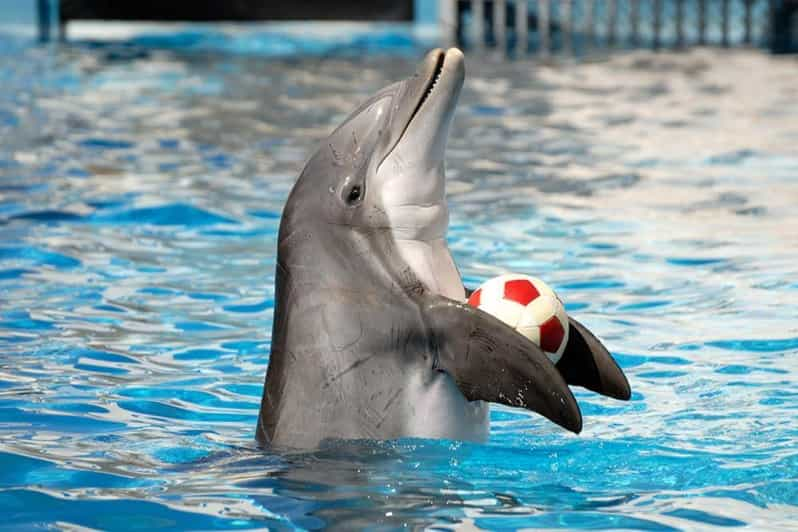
<box><xmin>443</xmin><ymin>0</ymin><xmax>797</xmax><ymax>55</ymax></box>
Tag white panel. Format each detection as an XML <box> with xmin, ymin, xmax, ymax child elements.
<box><xmin>480</xmin><ymin>298</ymin><xmax>524</xmax><ymax>329</ymax></box>
<box><xmin>516</xmin><ymin>324</ymin><xmax>541</xmax><ymax>346</ymax></box>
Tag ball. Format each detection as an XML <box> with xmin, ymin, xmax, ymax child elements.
<box><xmin>467</xmin><ymin>274</ymin><xmax>569</xmax><ymax>364</ymax></box>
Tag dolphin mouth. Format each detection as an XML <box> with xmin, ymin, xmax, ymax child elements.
<box><xmin>378</xmin><ymin>48</ymin><xmax>464</xmax><ymax>171</ymax></box>
<box><xmin>406</xmin><ymin>50</ymin><xmax>446</xmax><ymax>130</ymax></box>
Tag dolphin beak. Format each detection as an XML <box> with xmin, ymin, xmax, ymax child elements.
<box><xmin>378</xmin><ymin>48</ymin><xmax>465</xmax><ymax>170</ymax></box>
<box><xmin>404</xmin><ymin>48</ymin><xmax>464</xmax><ymax>127</ymax></box>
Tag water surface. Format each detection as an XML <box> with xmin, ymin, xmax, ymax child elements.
<box><xmin>1</xmin><ymin>35</ymin><xmax>797</xmax><ymax>529</ymax></box>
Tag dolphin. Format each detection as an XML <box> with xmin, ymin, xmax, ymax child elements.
<box><xmin>257</xmin><ymin>48</ymin><xmax>630</xmax><ymax>450</ymax></box>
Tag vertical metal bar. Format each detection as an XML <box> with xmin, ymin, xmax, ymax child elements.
<box><xmin>767</xmin><ymin>0</ymin><xmax>776</xmax><ymax>50</ymax></box>
<box><xmin>38</xmin><ymin>0</ymin><xmax>50</xmax><ymax>42</ymax></box>
<box><xmin>675</xmin><ymin>0</ymin><xmax>685</xmax><ymax>47</ymax></box>
<box><xmin>562</xmin><ymin>0</ymin><xmax>573</xmax><ymax>55</ymax></box>
<box><xmin>439</xmin><ymin>0</ymin><xmax>459</xmax><ymax>47</ymax></box>
<box><xmin>538</xmin><ymin>0</ymin><xmax>550</xmax><ymax>57</ymax></box>
<box><xmin>54</xmin><ymin>0</ymin><xmax>65</xmax><ymax>42</ymax></box>
<box><xmin>583</xmin><ymin>0</ymin><xmax>595</xmax><ymax>48</ymax></box>
<box><xmin>472</xmin><ymin>0</ymin><xmax>485</xmax><ymax>49</ymax></box>
<box><xmin>653</xmin><ymin>0</ymin><xmax>662</xmax><ymax>50</ymax></box>
<box><xmin>516</xmin><ymin>0</ymin><xmax>529</xmax><ymax>55</ymax></box>
<box><xmin>721</xmin><ymin>0</ymin><xmax>730</xmax><ymax>46</ymax></box>
<box><xmin>698</xmin><ymin>0</ymin><xmax>707</xmax><ymax>45</ymax></box>
<box><xmin>743</xmin><ymin>0</ymin><xmax>753</xmax><ymax>45</ymax></box>
<box><xmin>607</xmin><ymin>0</ymin><xmax>617</xmax><ymax>47</ymax></box>
<box><xmin>493</xmin><ymin>0</ymin><xmax>507</xmax><ymax>52</ymax></box>
<box><xmin>630</xmin><ymin>0</ymin><xmax>639</xmax><ymax>46</ymax></box>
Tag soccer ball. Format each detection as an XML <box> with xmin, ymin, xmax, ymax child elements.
<box><xmin>467</xmin><ymin>274</ymin><xmax>569</xmax><ymax>364</ymax></box>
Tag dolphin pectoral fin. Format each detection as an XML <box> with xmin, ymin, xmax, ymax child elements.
<box><xmin>557</xmin><ymin>317</ymin><xmax>631</xmax><ymax>401</ymax></box>
<box><xmin>424</xmin><ymin>297</ymin><xmax>583</xmax><ymax>434</ymax></box>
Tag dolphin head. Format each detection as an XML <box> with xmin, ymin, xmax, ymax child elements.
<box><xmin>283</xmin><ymin>48</ymin><xmax>464</xmax><ymax>242</ymax></box>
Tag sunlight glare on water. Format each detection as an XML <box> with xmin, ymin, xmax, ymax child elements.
<box><xmin>0</xmin><ymin>34</ymin><xmax>797</xmax><ymax>529</ymax></box>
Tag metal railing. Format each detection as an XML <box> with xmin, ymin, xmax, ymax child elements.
<box><xmin>441</xmin><ymin>0</ymin><xmax>797</xmax><ymax>55</ymax></box>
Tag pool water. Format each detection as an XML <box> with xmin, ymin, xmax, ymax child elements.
<box><xmin>1</xmin><ymin>34</ymin><xmax>797</xmax><ymax>529</ymax></box>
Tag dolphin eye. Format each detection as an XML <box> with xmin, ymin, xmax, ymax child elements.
<box><xmin>346</xmin><ymin>185</ymin><xmax>362</xmax><ymax>204</ymax></box>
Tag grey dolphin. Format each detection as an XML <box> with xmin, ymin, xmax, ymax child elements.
<box><xmin>257</xmin><ymin>48</ymin><xmax>629</xmax><ymax>449</ymax></box>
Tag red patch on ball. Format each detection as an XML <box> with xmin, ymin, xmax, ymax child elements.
<box><xmin>503</xmin><ymin>279</ymin><xmax>540</xmax><ymax>306</ymax></box>
<box><xmin>468</xmin><ymin>288</ymin><xmax>481</xmax><ymax>308</ymax></box>
<box><xmin>540</xmin><ymin>315</ymin><xmax>566</xmax><ymax>354</ymax></box>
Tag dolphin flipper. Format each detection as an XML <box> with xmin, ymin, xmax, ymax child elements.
<box><xmin>556</xmin><ymin>317</ymin><xmax>631</xmax><ymax>400</ymax></box>
<box><xmin>424</xmin><ymin>296</ymin><xmax>583</xmax><ymax>434</ymax></box>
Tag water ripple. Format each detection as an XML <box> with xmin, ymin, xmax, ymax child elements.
<box><xmin>0</xmin><ymin>35</ymin><xmax>797</xmax><ymax>529</ymax></box>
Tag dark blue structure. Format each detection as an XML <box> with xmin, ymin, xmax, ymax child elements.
<box><xmin>771</xmin><ymin>0</ymin><xmax>798</xmax><ymax>53</ymax></box>
<box><xmin>38</xmin><ymin>0</ymin><xmax>798</xmax><ymax>54</ymax></box>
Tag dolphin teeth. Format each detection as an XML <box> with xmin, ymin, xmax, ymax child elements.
<box><xmin>387</xmin><ymin>50</ymin><xmax>448</xmax><ymax>158</ymax></box>
<box><xmin>420</xmin><ymin>53</ymin><xmax>445</xmax><ymax>106</ymax></box>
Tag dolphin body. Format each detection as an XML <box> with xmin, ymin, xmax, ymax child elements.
<box><xmin>257</xmin><ymin>49</ymin><xmax>630</xmax><ymax>450</ymax></box>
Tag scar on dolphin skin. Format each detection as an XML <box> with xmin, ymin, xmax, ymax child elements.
<box><xmin>375</xmin><ymin>387</ymin><xmax>404</xmax><ymax>429</ymax></box>
<box><xmin>322</xmin><ymin>353</ymin><xmax>378</xmax><ymax>389</ymax></box>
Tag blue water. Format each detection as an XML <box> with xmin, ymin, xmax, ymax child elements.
<box><xmin>1</xmin><ymin>33</ymin><xmax>797</xmax><ymax>529</ymax></box>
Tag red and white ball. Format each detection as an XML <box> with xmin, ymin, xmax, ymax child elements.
<box><xmin>467</xmin><ymin>274</ymin><xmax>569</xmax><ymax>364</ymax></box>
